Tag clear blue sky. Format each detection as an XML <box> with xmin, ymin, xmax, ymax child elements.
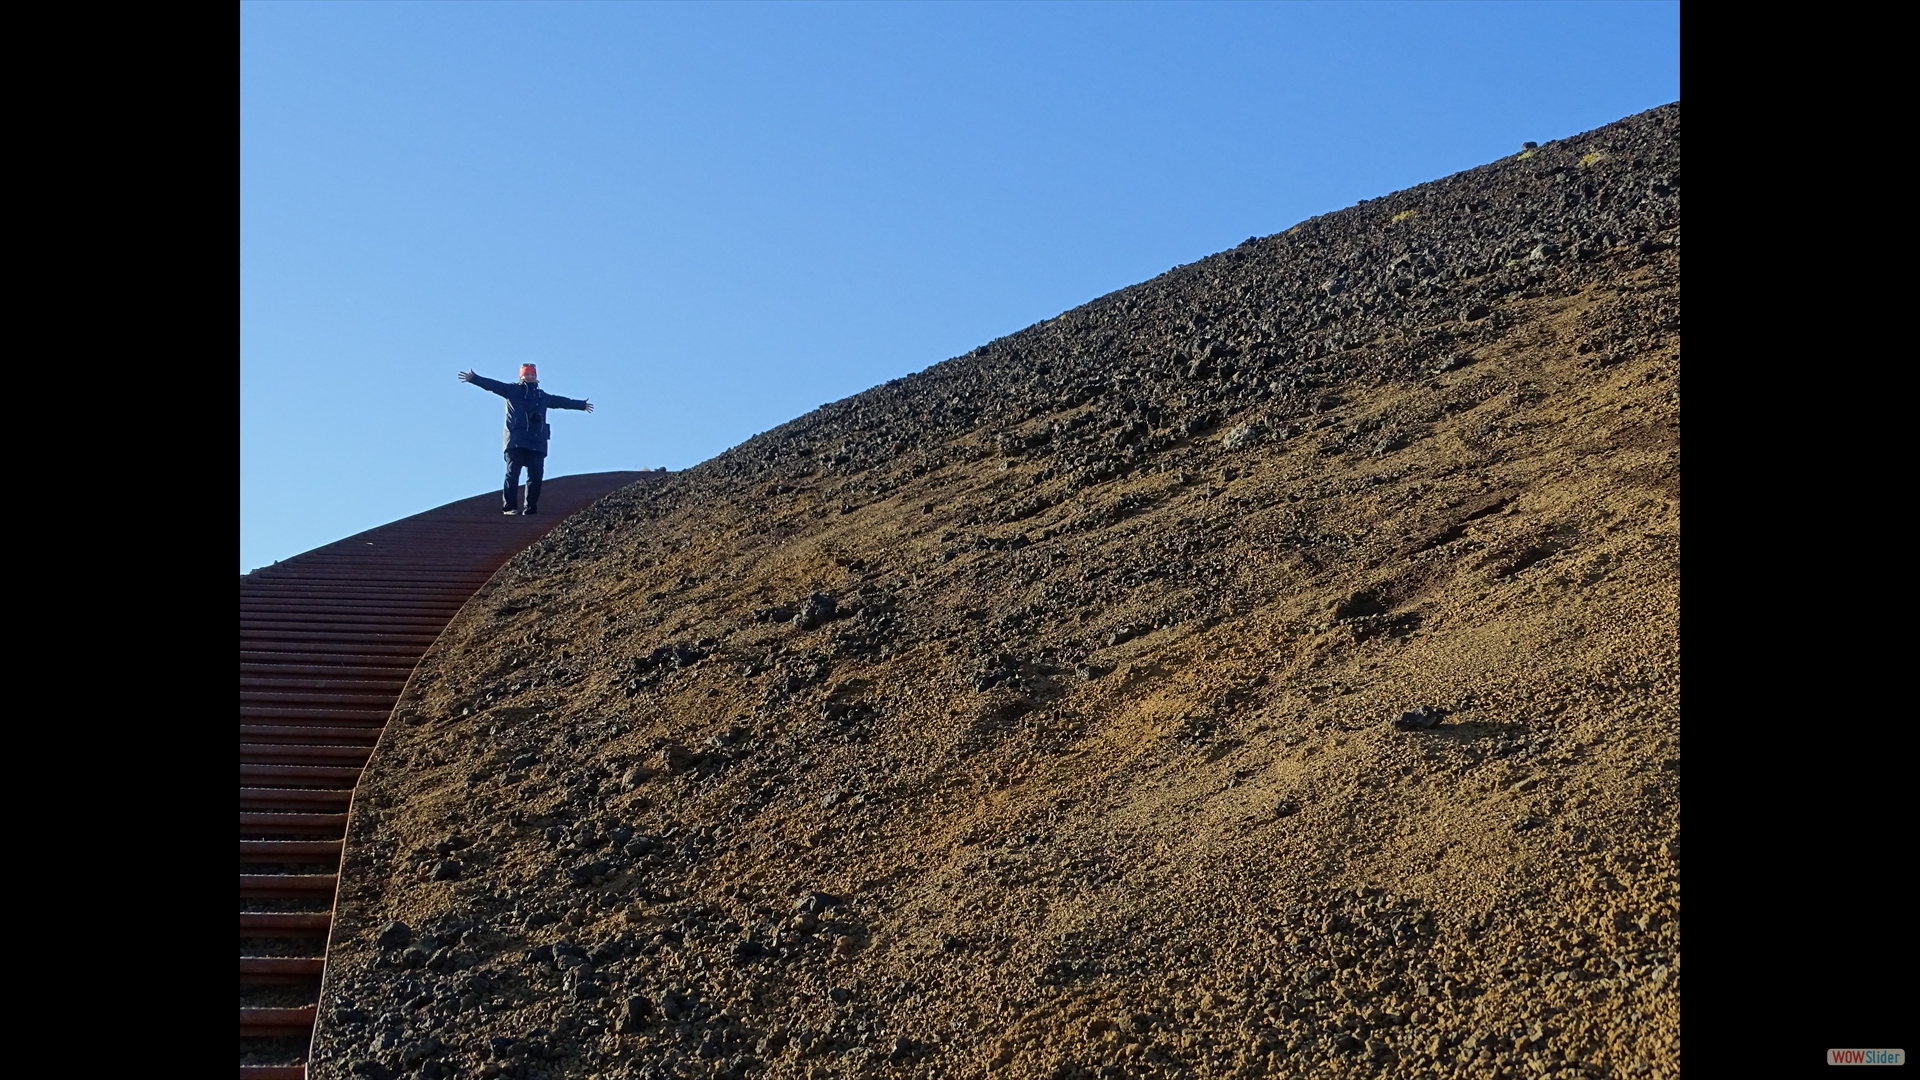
<box><xmin>240</xmin><ymin>1</ymin><xmax>1678</xmax><ymax>573</ymax></box>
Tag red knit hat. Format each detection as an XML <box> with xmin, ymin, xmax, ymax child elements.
<box><xmin>519</xmin><ymin>364</ymin><xmax>538</xmax><ymax>381</ymax></box>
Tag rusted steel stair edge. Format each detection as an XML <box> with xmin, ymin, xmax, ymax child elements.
<box><xmin>238</xmin><ymin>625</ymin><xmax>447</xmax><ymax>639</ymax></box>
<box><xmin>242</xmin><ymin>957</ymin><xmax>327</xmax><ymax>976</ymax></box>
<box><xmin>241</xmin><ymin>730</ymin><xmax>384</xmax><ymax>743</ymax></box>
<box><xmin>241</xmin><ymin>658</ymin><xmax>427</xmax><ymax>671</ymax></box>
<box><xmin>241</xmin><ymin>766</ymin><xmax>367</xmax><ymax>786</ymax></box>
<box><xmin>241</xmin><ymin>726</ymin><xmax>385</xmax><ymax>744</ymax></box>
<box><xmin>238</xmin><ymin>601</ymin><xmax>472</xmax><ymax>617</ymax></box>
<box><xmin>241</xmin><ymin>839</ymin><xmax>345</xmax><ymax>857</ymax></box>
<box><xmin>240</xmin><ymin>684</ymin><xmax>408</xmax><ymax>703</ymax></box>
<box><xmin>241</xmin><ymin>610</ymin><xmax>472</xmax><ymax>629</ymax></box>
<box><xmin>239</xmin><ymin>807</ymin><xmax>349</xmax><ymax>822</ymax></box>
<box><xmin>239</xmin><ymin>632</ymin><xmax>444</xmax><ymax>646</ymax></box>
<box><xmin>240</xmin><ymin>788</ymin><xmax>353</xmax><ymax>806</ymax></box>
<box><xmin>238</xmin><ymin>626</ymin><xmax>439</xmax><ymax>641</ymax></box>
<box><xmin>240</xmin><ymin>571</ymin><xmax>500</xmax><ymax>588</ymax></box>
<box><xmin>240</xmin><ymin>676</ymin><xmax>412</xmax><ymax>691</ymax></box>
<box><xmin>242</xmin><ymin>557</ymin><xmax>511</xmax><ymax>574</ymax></box>
<box><xmin>239</xmin><ymin>616</ymin><xmax>457</xmax><ymax>629</ymax></box>
<box><xmin>238</xmin><ymin>1066</ymin><xmax>308</xmax><ymax>1080</ymax></box>
<box><xmin>242</xmin><ymin>578</ymin><xmax>493</xmax><ymax>593</ymax></box>
<box><xmin>239</xmin><ymin>686</ymin><xmax>410</xmax><ymax>701</ymax></box>
<box><xmin>240</xmin><ymin>576</ymin><xmax>491</xmax><ymax>591</ymax></box>
<box><xmin>239</xmin><ymin>696</ymin><xmax>403</xmax><ymax>710</ymax></box>
<box><xmin>239</xmin><ymin>666</ymin><xmax>417</xmax><ymax>681</ymax></box>
<box><xmin>236</xmin><ymin>680</ymin><xmax>416</xmax><ymax>687</ymax></box>
<box><xmin>240</xmin><ymin>804</ymin><xmax>351</xmax><ymax>821</ymax></box>
<box><xmin>239</xmin><ymin>663</ymin><xmax>426</xmax><ymax>678</ymax></box>
<box><xmin>240</xmin><ymin>744</ymin><xmax>378</xmax><ymax>758</ymax></box>
<box><xmin>242</xmin><ymin>912</ymin><xmax>334</xmax><ymax>933</ymax></box>
<box><xmin>240</xmin><ymin>646</ymin><xmax>433</xmax><ymax>662</ymax></box>
<box><xmin>241</xmin><ymin>644</ymin><xmax>433</xmax><ymax>656</ymax></box>
<box><xmin>240</xmin><ymin>578</ymin><xmax>489</xmax><ymax>591</ymax></box>
<box><xmin>237</xmin><ymin>619</ymin><xmax>461</xmax><ymax>634</ymax></box>
<box><xmin>241</xmin><ymin>584</ymin><xmax>485</xmax><ymax>596</ymax></box>
<box><xmin>239</xmin><ymin>605</ymin><xmax>467</xmax><ymax>619</ymax></box>
<box><xmin>240</xmin><ymin>874</ymin><xmax>339</xmax><ymax>899</ymax></box>
<box><xmin>239</xmin><ymin>704</ymin><xmax>395</xmax><ymax>717</ymax></box>
<box><xmin>240</xmin><ymin>739</ymin><xmax>378</xmax><ymax>751</ymax></box>
<box><xmin>238</xmin><ymin>634</ymin><xmax>441</xmax><ymax>648</ymax></box>
<box><xmin>240</xmin><ymin>761</ymin><xmax>367</xmax><ymax>777</ymax></box>
<box><xmin>246</xmin><ymin>532</ymin><xmax>531</xmax><ymax>550</ymax></box>
<box><xmin>239</xmin><ymin>695</ymin><xmax>406</xmax><ymax>711</ymax></box>
<box><xmin>240</xmin><ymin>708</ymin><xmax>395</xmax><ymax>724</ymax></box>
<box><xmin>238</xmin><ymin>724</ymin><xmax>387</xmax><ymax>739</ymax></box>
<box><xmin>239</xmin><ymin>731</ymin><xmax>384</xmax><ymax>747</ymax></box>
<box><xmin>238</xmin><ymin>597</ymin><xmax>477</xmax><ymax>613</ymax></box>
<box><xmin>238</xmin><ymin>714</ymin><xmax>387</xmax><ymax>730</ymax></box>
<box><xmin>241</xmin><ymin>752</ymin><xmax>374</xmax><ymax>769</ymax></box>
<box><xmin>239</xmin><ymin>795</ymin><xmax>353</xmax><ymax>810</ymax></box>
<box><xmin>238</xmin><ymin>587</ymin><xmax>475</xmax><ymax>600</ymax></box>
<box><xmin>239</xmin><ymin>682</ymin><xmax>415</xmax><ymax>694</ymax></box>
<box><xmin>239</xmin><ymin>675</ymin><xmax>410</xmax><ymax>688</ymax></box>
<box><xmin>239</xmin><ymin>590</ymin><xmax>492</xmax><ymax>609</ymax></box>
<box><xmin>239</xmin><ymin>614</ymin><xmax>456</xmax><ymax>622</ymax></box>
<box><xmin>237</xmin><ymin>591</ymin><xmax>479</xmax><ymax>608</ymax></box>
<box><xmin>239</xmin><ymin>618</ymin><xmax>451</xmax><ymax>632</ymax></box>
<box><xmin>239</xmin><ymin>715</ymin><xmax>400</xmax><ymax>731</ymax></box>
<box><xmin>236</xmin><ymin>672</ymin><xmax>428</xmax><ymax>687</ymax></box>
<box><xmin>239</xmin><ymin>722</ymin><xmax>388</xmax><ymax>736</ymax></box>
<box><xmin>234</xmin><ymin>661</ymin><xmax>430</xmax><ymax>676</ymax></box>
<box><xmin>249</xmin><ymin>552</ymin><xmax>519</xmax><ymax>567</ymax></box>
<box><xmin>241</xmin><ymin>643</ymin><xmax>428</xmax><ymax>655</ymax></box>
<box><xmin>238</xmin><ymin>631</ymin><xmax>454</xmax><ymax>647</ymax></box>
<box><xmin>239</xmin><ymin>675</ymin><xmax>422</xmax><ymax>690</ymax></box>
<box><xmin>239</xmin><ymin>743</ymin><xmax>376</xmax><ymax>755</ymax></box>
<box><xmin>244</xmin><ymin>549</ymin><xmax>536</xmax><ymax>565</ymax></box>
<box><xmin>238</xmin><ymin>615</ymin><xmax>461</xmax><ymax>631</ymax></box>
<box><xmin>241</xmin><ymin>1005</ymin><xmax>317</xmax><ymax>1023</ymax></box>
<box><xmin>238</xmin><ymin>691</ymin><xmax>403</xmax><ymax>711</ymax></box>
<box><xmin>246</xmin><ymin>528</ymin><xmax>553</xmax><ymax>549</ymax></box>
<box><xmin>241</xmin><ymin>576</ymin><xmax>491</xmax><ymax>588</ymax></box>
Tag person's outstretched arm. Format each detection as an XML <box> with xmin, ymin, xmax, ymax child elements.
<box><xmin>458</xmin><ymin>370</ymin><xmax>513</xmax><ymax>395</ymax></box>
<box><xmin>543</xmin><ymin>392</ymin><xmax>594</xmax><ymax>413</ymax></box>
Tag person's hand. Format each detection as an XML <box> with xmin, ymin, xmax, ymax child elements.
<box><xmin>458</xmin><ymin>369</ymin><xmax>477</xmax><ymax>382</ymax></box>
<box><xmin>584</xmin><ymin>400</ymin><xmax>594</xmax><ymax>413</ymax></box>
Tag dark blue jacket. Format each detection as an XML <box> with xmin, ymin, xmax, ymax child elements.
<box><xmin>466</xmin><ymin>375</ymin><xmax>590</xmax><ymax>454</ymax></box>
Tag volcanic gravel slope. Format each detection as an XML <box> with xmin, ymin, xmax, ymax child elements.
<box><xmin>313</xmin><ymin>104</ymin><xmax>1679</xmax><ymax>1080</ymax></box>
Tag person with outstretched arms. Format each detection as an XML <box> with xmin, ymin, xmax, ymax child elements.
<box><xmin>458</xmin><ymin>364</ymin><xmax>593</xmax><ymax>515</ymax></box>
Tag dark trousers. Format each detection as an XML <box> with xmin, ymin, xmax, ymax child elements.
<box><xmin>504</xmin><ymin>448</ymin><xmax>546</xmax><ymax>512</ymax></box>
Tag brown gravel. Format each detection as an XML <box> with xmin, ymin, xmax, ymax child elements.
<box><xmin>313</xmin><ymin>106</ymin><xmax>1678</xmax><ymax>1080</ymax></box>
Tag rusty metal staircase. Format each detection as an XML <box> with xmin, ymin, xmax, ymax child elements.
<box><xmin>239</xmin><ymin>472</ymin><xmax>648</xmax><ymax>1078</ymax></box>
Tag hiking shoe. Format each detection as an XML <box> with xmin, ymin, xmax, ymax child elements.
<box><xmin>523</xmin><ymin>508</ymin><xmax>539</xmax><ymax>515</ymax></box>
<box><xmin>502</xmin><ymin>509</ymin><xmax>519</xmax><ymax>516</ymax></box>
